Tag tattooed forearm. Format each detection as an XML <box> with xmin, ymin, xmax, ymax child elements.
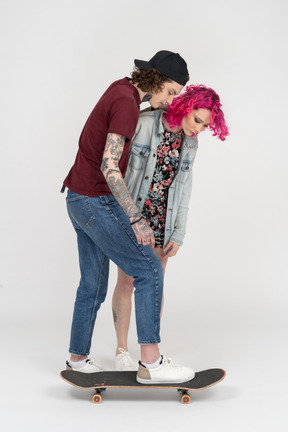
<box><xmin>107</xmin><ymin>175</ymin><xmax>141</xmax><ymax>219</ymax></box>
<box><xmin>104</xmin><ymin>169</ymin><xmax>119</xmax><ymax>180</ymax></box>
<box><xmin>101</xmin><ymin>133</ymin><xmax>141</xmax><ymax>220</ymax></box>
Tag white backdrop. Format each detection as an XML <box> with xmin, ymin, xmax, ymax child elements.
<box><xmin>1</xmin><ymin>0</ymin><xmax>288</xmax><ymax>430</ymax></box>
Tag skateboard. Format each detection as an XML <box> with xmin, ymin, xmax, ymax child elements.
<box><xmin>60</xmin><ymin>368</ymin><xmax>226</xmax><ymax>404</ymax></box>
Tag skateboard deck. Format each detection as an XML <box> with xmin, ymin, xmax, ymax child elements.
<box><xmin>60</xmin><ymin>368</ymin><xmax>226</xmax><ymax>404</ymax></box>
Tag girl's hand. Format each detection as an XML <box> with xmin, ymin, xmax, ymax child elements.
<box><xmin>163</xmin><ymin>242</ymin><xmax>180</xmax><ymax>258</ymax></box>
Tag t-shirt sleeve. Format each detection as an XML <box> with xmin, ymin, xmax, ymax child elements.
<box><xmin>108</xmin><ymin>96</ymin><xmax>139</xmax><ymax>141</ymax></box>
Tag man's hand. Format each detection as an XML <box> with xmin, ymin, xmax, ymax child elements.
<box><xmin>132</xmin><ymin>218</ymin><xmax>155</xmax><ymax>247</ymax></box>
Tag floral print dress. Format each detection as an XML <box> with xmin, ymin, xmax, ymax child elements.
<box><xmin>141</xmin><ymin>127</ymin><xmax>184</xmax><ymax>247</ymax></box>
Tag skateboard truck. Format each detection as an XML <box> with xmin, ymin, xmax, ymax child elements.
<box><xmin>177</xmin><ymin>389</ymin><xmax>191</xmax><ymax>404</ymax></box>
<box><xmin>92</xmin><ymin>388</ymin><xmax>106</xmax><ymax>404</ymax></box>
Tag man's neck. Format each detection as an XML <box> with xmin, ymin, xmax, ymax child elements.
<box><xmin>131</xmin><ymin>83</ymin><xmax>147</xmax><ymax>104</ymax></box>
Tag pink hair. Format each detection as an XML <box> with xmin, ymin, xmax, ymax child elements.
<box><xmin>165</xmin><ymin>84</ymin><xmax>229</xmax><ymax>141</ymax></box>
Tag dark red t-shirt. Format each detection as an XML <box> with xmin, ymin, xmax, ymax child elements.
<box><xmin>63</xmin><ymin>78</ymin><xmax>141</xmax><ymax>196</ymax></box>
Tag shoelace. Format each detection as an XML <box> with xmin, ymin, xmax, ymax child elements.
<box><xmin>161</xmin><ymin>356</ymin><xmax>182</xmax><ymax>369</ymax></box>
<box><xmin>117</xmin><ymin>348</ymin><xmax>134</xmax><ymax>367</ymax></box>
<box><xmin>86</xmin><ymin>359</ymin><xmax>103</xmax><ymax>371</ymax></box>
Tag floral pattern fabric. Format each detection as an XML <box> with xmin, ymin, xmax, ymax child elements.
<box><xmin>142</xmin><ymin>128</ymin><xmax>184</xmax><ymax>247</ymax></box>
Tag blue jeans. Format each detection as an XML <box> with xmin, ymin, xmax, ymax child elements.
<box><xmin>66</xmin><ymin>190</ymin><xmax>164</xmax><ymax>356</ymax></box>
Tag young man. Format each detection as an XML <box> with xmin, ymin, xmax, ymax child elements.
<box><xmin>61</xmin><ymin>50</ymin><xmax>195</xmax><ymax>384</ymax></box>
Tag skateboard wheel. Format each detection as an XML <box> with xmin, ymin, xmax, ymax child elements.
<box><xmin>92</xmin><ymin>394</ymin><xmax>102</xmax><ymax>404</ymax></box>
<box><xmin>181</xmin><ymin>394</ymin><xmax>191</xmax><ymax>404</ymax></box>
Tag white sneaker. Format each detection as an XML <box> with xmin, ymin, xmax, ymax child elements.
<box><xmin>114</xmin><ymin>348</ymin><xmax>137</xmax><ymax>371</ymax></box>
<box><xmin>66</xmin><ymin>358</ymin><xmax>104</xmax><ymax>373</ymax></box>
<box><xmin>136</xmin><ymin>356</ymin><xmax>195</xmax><ymax>384</ymax></box>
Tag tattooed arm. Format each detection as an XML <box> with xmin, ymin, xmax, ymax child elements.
<box><xmin>101</xmin><ymin>133</ymin><xmax>155</xmax><ymax>247</ymax></box>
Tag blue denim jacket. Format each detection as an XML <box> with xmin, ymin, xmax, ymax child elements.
<box><xmin>125</xmin><ymin>110</ymin><xmax>198</xmax><ymax>247</ymax></box>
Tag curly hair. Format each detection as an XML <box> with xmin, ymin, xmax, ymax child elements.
<box><xmin>131</xmin><ymin>67</ymin><xmax>189</xmax><ymax>94</ymax></box>
<box><xmin>165</xmin><ymin>84</ymin><xmax>229</xmax><ymax>141</ymax></box>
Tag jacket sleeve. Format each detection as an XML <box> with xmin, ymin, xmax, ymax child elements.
<box><xmin>170</xmin><ymin>147</ymin><xmax>197</xmax><ymax>246</ymax></box>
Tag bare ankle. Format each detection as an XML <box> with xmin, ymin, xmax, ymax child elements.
<box><xmin>116</xmin><ymin>345</ymin><xmax>129</xmax><ymax>355</ymax></box>
<box><xmin>140</xmin><ymin>344</ymin><xmax>160</xmax><ymax>364</ymax></box>
<box><xmin>70</xmin><ymin>354</ymin><xmax>87</xmax><ymax>362</ymax></box>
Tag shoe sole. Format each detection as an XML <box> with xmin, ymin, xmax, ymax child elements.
<box><xmin>136</xmin><ymin>372</ymin><xmax>195</xmax><ymax>385</ymax></box>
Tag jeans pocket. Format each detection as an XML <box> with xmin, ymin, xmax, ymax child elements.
<box><xmin>67</xmin><ymin>195</ymin><xmax>95</xmax><ymax>227</ymax></box>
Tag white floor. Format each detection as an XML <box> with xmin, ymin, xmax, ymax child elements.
<box><xmin>1</xmin><ymin>313</ymin><xmax>287</xmax><ymax>432</ymax></box>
